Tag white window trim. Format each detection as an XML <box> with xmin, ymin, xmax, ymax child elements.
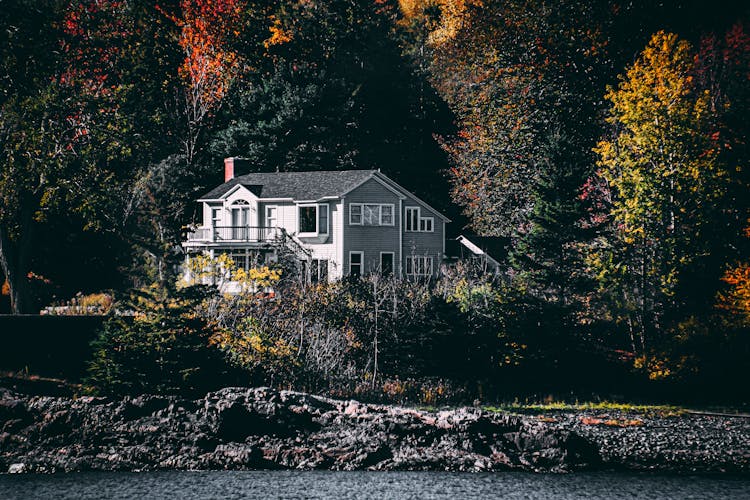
<box><xmin>265</xmin><ymin>206</ymin><xmax>277</xmax><ymax>226</ymax></box>
<box><xmin>405</xmin><ymin>206</ymin><xmax>434</xmax><ymax>233</ymax></box>
<box><xmin>349</xmin><ymin>203</ymin><xmax>395</xmax><ymax>226</ymax></box>
<box><xmin>298</xmin><ymin>204</ymin><xmax>317</xmax><ymax>236</ymax></box>
<box><xmin>298</xmin><ymin>203</ymin><xmax>330</xmax><ymax>236</ymax></box>
<box><xmin>318</xmin><ymin>204</ymin><xmax>329</xmax><ymax>235</ymax></box>
<box><xmin>211</xmin><ymin>207</ymin><xmax>221</xmax><ymax>227</ymax></box>
<box><xmin>405</xmin><ymin>206</ymin><xmax>419</xmax><ymax>232</ymax></box>
<box><xmin>349</xmin><ymin>204</ymin><xmax>363</xmax><ymax>225</ymax></box>
<box><xmin>405</xmin><ymin>255</ymin><xmax>434</xmax><ymax>276</ymax></box>
<box><xmin>379</xmin><ymin>252</ymin><xmax>395</xmax><ymax>275</ymax></box>
<box><xmin>349</xmin><ymin>251</ymin><xmax>364</xmax><ymax>276</ymax></box>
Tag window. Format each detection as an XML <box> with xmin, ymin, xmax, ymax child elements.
<box><xmin>230</xmin><ymin>249</ymin><xmax>251</xmax><ymax>271</ymax></box>
<box><xmin>381</xmin><ymin>205</ymin><xmax>394</xmax><ymax>225</ymax></box>
<box><xmin>318</xmin><ymin>204</ymin><xmax>329</xmax><ymax>234</ymax></box>
<box><xmin>405</xmin><ymin>207</ymin><xmax>434</xmax><ymax>232</ymax></box>
<box><xmin>349</xmin><ymin>203</ymin><xmax>395</xmax><ymax>226</ymax></box>
<box><xmin>311</xmin><ymin>259</ymin><xmax>329</xmax><ymax>283</ymax></box>
<box><xmin>380</xmin><ymin>252</ymin><xmax>394</xmax><ymax>276</ymax></box>
<box><xmin>406</xmin><ymin>207</ymin><xmax>419</xmax><ymax>231</ymax></box>
<box><xmin>350</xmin><ymin>252</ymin><xmax>363</xmax><ymax>277</ymax></box>
<box><xmin>350</xmin><ymin>204</ymin><xmax>362</xmax><ymax>225</ymax></box>
<box><xmin>363</xmin><ymin>204</ymin><xmax>378</xmax><ymax>225</ymax></box>
<box><xmin>299</xmin><ymin>205</ymin><xmax>317</xmax><ymax>234</ymax></box>
<box><xmin>299</xmin><ymin>204</ymin><xmax>329</xmax><ymax>235</ymax></box>
<box><xmin>211</xmin><ymin>207</ymin><xmax>221</xmax><ymax>227</ymax></box>
<box><xmin>405</xmin><ymin>256</ymin><xmax>433</xmax><ymax>276</ymax></box>
<box><xmin>231</xmin><ymin>200</ymin><xmax>250</xmax><ymax>239</ymax></box>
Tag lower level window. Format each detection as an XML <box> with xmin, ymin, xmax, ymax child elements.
<box><xmin>380</xmin><ymin>252</ymin><xmax>394</xmax><ymax>276</ymax></box>
<box><xmin>230</xmin><ymin>250</ymin><xmax>250</xmax><ymax>271</ymax></box>
<box><xmin>311</xmin><ymin>259</ymin><xmax>329</xmax><ymax>283</ymax></box>
<box><xmin>350</xmin><ymin>252</ymin><xmax>363</xmax><ymax>277</ymax></box>
<box><xmin>405</xmin><ymin>256</ymin><xmax>433</xmax><ymax>276</ymax></box>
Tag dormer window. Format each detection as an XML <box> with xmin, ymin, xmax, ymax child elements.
<box><xmin>298</xmin><ymin>203</ymin><xmax>329</xmax><ymax>236</ymax></box>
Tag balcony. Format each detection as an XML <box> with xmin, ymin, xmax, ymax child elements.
<box><xmin>185</xmin><ymin>226</ymin><xmax>280</xmax><ymax>244</ymax></box>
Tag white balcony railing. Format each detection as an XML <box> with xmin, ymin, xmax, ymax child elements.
<box><xmin>186</xmin><ymin>226</ymin><xmax>280</xmax><ymax>243</ymax></box>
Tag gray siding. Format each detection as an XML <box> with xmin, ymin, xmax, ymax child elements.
<box><xmin>343</xmin><ymin>179</ymin><xmax>401</xmax><ymax>274</ymax></box>
<box><xmin>343</xmin><ymin>178</ymin><xmax>445</xmax><ymax>277</ymax></box>
<box><xmin>401</xmin><ymin>192</ymin><xmax>444</xmax><ymax>276</ymax></box>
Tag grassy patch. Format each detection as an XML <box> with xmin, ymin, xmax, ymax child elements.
<box><xmin>483</xmin><ymin>401</ymin><xmax>686</xmax><ymax>417</ymax></box>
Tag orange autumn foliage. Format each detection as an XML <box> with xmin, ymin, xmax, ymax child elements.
<box><xmin>264</xmin><ymin>16</ymin><xmax>292</xmax><ymax>49</ymax></box>
<box><xmin>398</xmin><ymin>0</ymin><xmax>483</xmax><ymax>45</ymax></box>
<box><xmin>61</xmin><ymin>0</ymin><xmax>130</xmax><ymax>97</ymax></box>
<box><xmin>718</xmin><ymin>220</ymin><xmax>750</xmax><ymax>321</ymax></box>
<box><xmin>166</xmin><ymin>0</ymin><xmax>246</xmax><ymax>115</ymax></box>
<box><xmin>719</xmin><ymin>263</ymin><xmax>750</xmax><ymax>320</ymax></box>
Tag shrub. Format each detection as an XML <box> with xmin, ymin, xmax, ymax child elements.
<box><xmin>85</xmin><ymin>284</ymin><xmax>245</xmax><ymax>396</ymax></box>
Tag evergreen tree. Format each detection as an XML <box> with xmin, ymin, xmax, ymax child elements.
<box><xmin>209</xmin><ymin>0</ymin><xmax>452</xmax><ymax>206</ymax></box>
<box><xmin>510</xmin><ymin>127</ymin><xmax>592</xmax><ymax>306</ymax></box>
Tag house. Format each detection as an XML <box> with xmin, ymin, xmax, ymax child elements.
<box><xmin>182</xmin><ymin>158</ymin><xmax>450</xmax><ymax>286</ymax></box>
<box><xmin>445</xmin><ymin>235</ymin><xmax>509</xmax><ymax>274</ymax></box>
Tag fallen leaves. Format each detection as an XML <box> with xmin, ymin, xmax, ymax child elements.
<box><xmin>580</xmin><ymin>416</ymin><xmax>644</xmax><ymax>427</ymax></box>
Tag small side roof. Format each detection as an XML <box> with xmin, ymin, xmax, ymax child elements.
<box><xmin>453</xmin><ymin>235</ymin><xmax>509</xmax><ymax>263</ymax></box>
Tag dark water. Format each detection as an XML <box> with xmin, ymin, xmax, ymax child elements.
<box><xmin>1</xmin><ymin>471</ymin><xmax>749</xmax><ymax>499</ymax></box>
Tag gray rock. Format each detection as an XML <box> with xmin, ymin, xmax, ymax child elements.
<box><xmin>1</xmin><ymin>388</ymin><xmax>744</xmax><ymax>474</ymax></box>
<box><xmin>7</xmin><ymin>462</ymin><xmax>26</xmax><ymax>473</ymax></box>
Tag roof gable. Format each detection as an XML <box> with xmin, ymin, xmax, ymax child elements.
<box><xmin>372</xmin><ymin>171</ymin><xmax>451</xmax><ymax>222</ymax></box>
<box><xmin>222</xmin><ymin>183</ymin><xmax>260</xmax><ymax>201</ymax></box>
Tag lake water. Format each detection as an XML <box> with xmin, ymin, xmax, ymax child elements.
<box><xmin>1</xmin><ymin>471</ymin><xmax>749</xmax><ymax>499</ymax></box>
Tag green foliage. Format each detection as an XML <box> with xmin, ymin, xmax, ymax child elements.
<box><xmin>210</xmin><ymin>0</ymin><xmax>451</xmax><ymax>202</ymax></box>
<box><xmin>85</xmin><ymin>284</ymin><xmax>242</xmax><ymax>396</ymax></box>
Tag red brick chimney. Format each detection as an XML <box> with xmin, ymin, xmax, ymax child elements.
<box><xmin>224</xmin><ymin>157</ymin><xmax>253</xmax><ymax>182</ymax></box>
<box><xmin>224</xmin><ymin>157</ymin><xmax>254</xmax><ymax>182</ymax></box>
<box><xmin>224</xmin><ymin>157</ymin><xmax>236</xmax><ymax>182</ymax></box>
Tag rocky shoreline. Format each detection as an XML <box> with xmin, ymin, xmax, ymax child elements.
<box><xmin>1</xmin><ymin>387</ymin><xmax>748</xmax><ymax>474</ymax></box>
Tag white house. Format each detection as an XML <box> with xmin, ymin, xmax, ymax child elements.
<box><xmin>182</xmin><ymin>158</ymin><xmax>450</xmax><ymax>285</ymax></box>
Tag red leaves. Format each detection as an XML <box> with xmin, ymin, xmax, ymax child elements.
<box><xmin>60</xmin><ymin>0</ymin><xmax>131</xmax><ymax>98</ymax></box>
<box><xmin>176</xmin><ymin>0</ymin><xmax>246</xmax><ymax>115</ymax></box>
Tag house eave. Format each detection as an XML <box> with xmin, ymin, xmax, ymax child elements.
<box><xmin>373</xmin><ymin>171</ymin><xmax>451</xmax><ymax>222</ymax></box>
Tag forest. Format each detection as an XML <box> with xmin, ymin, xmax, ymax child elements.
<box><xmin>1</xmin><ymin>0</ymin><xmax>749</xmax><ymax>402</ymax></box>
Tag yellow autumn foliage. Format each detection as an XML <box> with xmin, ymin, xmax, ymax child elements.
<box><xmin>398</xmin><ymin>0</ymin><xmax>482</xmax><ymax>45</ymax></box>
<box><xmin>182</xmin><ymin>253</ymin><xmax>282</xmax><ymax>293</ymax></box>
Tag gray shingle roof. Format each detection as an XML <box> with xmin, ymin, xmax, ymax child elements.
<box><xmin>199</xmin><ymin>170</ymin><xmax>377</xmax><ymax>201</ymax></box>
